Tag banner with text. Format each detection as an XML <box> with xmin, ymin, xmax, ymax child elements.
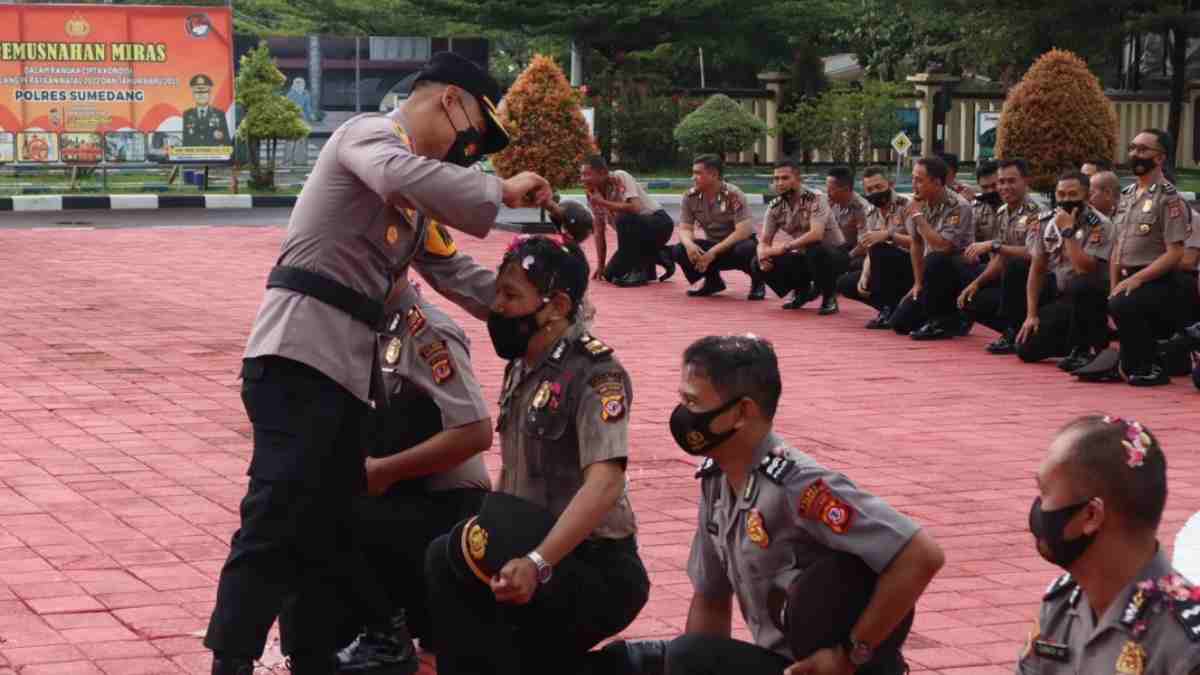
<box><xmin>0</xmin><ymin>4</ymin><xmax>234</xmax><ymax>162</ymax></box>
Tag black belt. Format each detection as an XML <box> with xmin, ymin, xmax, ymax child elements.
<box><xmin>1121</xmin><ymin>266</ymin><xmax>1148</xmax><ymax>278</ymax></box>
<box><xmin>267</xmin><ymin>265</ymin><xmax>384</xmax><ymax>327</ymax></box>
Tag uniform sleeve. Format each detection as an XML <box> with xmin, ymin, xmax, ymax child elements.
<box><xmin>412</xmin><ymin>237</ymin><xmax>497</xmax><ymax>322</ymax></box>
<box><xmin>687</xmin><ymin>492</ymin><xmax>734</xmax><ymax>600</ymax></box>
<box><xmin>761</xmin><ymin>204</ymin><xmax>779</xmax><ymax>242</ymax></box>
<box><xmin>337</xmin><ymin>117</ymin><xmax>503</xmax><ymax>237</ymax></box>
<box><xmin>1085</xmin><ymin>217</ymin><xmax>1117</xmax><ymax>262</ymax></box>
<box><xmin>785</xmin><ymin>468</ymin><xmax>920</xmax><ymax>573</ymax></box>
<box><xmin>731</xmin><ymin>189</ymin><xmax>752</xmax><ymax>224</ymax></box>
<box><xmin>401</xmin><ymin>321</ymin><xmax>490</xmax><ymax>430</ymax></box>
<box><xmin>950</xmin><ymin>201</ymin><xmax>976</xmax><ymax>249</ymax></box>
<box><xmin>1187</xmin><ymin>210</ymin><xmax>1200</xmax><ymax>250</ymax></box>
<box><xmin>1026</xmin><ymin>224</ymin><xmax>1044</xmax><ymax>257</ymax></box>
<box><xmin>573</xmin><ymin>365</ymin><xmax>631</xmax><ymax>468</ymax></box>
<box><xmin>618</xmin><ymin>172</ymin><xmax>640</xmax><ymax>204</ymax></box>
<box><xmin>813</xmin><ymin>196</ymin><xmax>835</xmax><ymax>235</ymax></box>
<box><xmin>1013</xmin><ymin>602</ymin><xmax>1051</xmax><ymax>674</ymax></box>
<box><xmin>1162</xmin><ymin>192</ymin><xmax>1192</xmax><ymax>245</ymax></box>
<box><xmin>680</xmin><ymin>195</ymin><xmax>696</xmax><ymax>226</ymax></box>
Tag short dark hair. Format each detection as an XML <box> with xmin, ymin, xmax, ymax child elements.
<box><xmin>774</xmin><ymin>157</ymin><xmax>802</xmax><ymax>174</ymax></box>
<box><xmin>693</xmin><ymin>154</ymin><xmax>723</xmax><ymax>177</ymax></box>
<box><xmin>938</xmin><ymin>152</ymin><xmax>959</xmax><ymax>172</ymax></box>
<box><xmin>861</xmin><ymin>165</ymin><xmax>888</xmax><ymax>180</ymax></box>
<box><xmin>998</xmin><ymin>158</ymin><xmax>1029</xmax><ymax>177</ymax></box>
<box><xmin>975</xmin><ymin>160</ymin><xmax>999</xmax><ymax>179</ymax></box>
<box><xmin>827</xmin><ymin>166</ymin><xmax>854</xmax><ymax>189</ymax></box>
<box><xmin>584</xmin><ymin>155</ymin><xmax>609</xmax><ymax>172</ymax></box>
<box><xmin>1082</xmin><ymin>158</ymin><xmax>1112</xmax><ymax>171</ymax></box>
<box><xmin>1056</xmin><ymin>170</ymin><xmax>1091</xmax><ymax>192</ymax></box>
<box><xmin>499</xmin><ymin>235</ymin><xmax>590</xmax><ymax>319</ymax></box>
<box><xmin>915</xmin><ymin>156</ymin><xmax>948</xmax><ymax>184</ymax></box>
<box><xmin>1058</xmin><ymin>415</ymin><xmax>1167</xmax><ymax>531</ymax></box>
<box><xmin>1139</xmin><ymin>128</ymin><xmax>1173</xmax><ymax>156</ymax></box>
<box><xmin>682</xmin><ymin>335</ymin><xmax>782</xmax><ymax>419</ymax></box>
<box><xmin>550</xmin><ymin>200</ymin><xmax>594</xmax><ymax>243</ymax></box>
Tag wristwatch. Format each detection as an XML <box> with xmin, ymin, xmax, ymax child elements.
<box><xmin>990</xmin><ymin>240</ymin><xmax>1001</xmax><ymax>254</ymax></box>
<box><xmin>843</xmin><ymin>634</ymin><xmax>873</xmax><ymax>666</ymax></box>
<box><xmin>526</xmin><ymin>550</ymin><xmax>553</xmax><ymax>584</ymax></box>
<box><xmin>885</xmin><ymin>232</ymin><xmax>894</xmax><ymax>245</ymax></box>
<box><xmin>1060</xmin><ymin>226</ymin><xmax>1076</xmax><ymax>240</ymax></box>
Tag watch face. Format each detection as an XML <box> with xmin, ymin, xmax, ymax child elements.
<box><xmin>850</xmin><ymin>642</ymin><xmax>873</xmax><ymax>665</ymax></box>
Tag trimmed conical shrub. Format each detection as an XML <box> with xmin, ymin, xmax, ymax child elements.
<box><xmin>674</xmin><ymin>93</ymin><xmax>767</xmax><ymax>158</ymax></box>
<box><xmin>995</xmin><ymin>49</ymin><xmax>1118</xmax><ymax>192</ymax></box>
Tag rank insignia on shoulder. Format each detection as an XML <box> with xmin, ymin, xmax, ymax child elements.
<box><xmin>1122</xmin><ymin>183</ymin><xmax>1136</xmax><ymax>194</ymax></box>
<box><xmin>406</xmin><ymin>305</ymin><xmax>427</xmax><ymax>336</ymax></box>
<box><xmin>768</xmin><ymin>196</ymin><xmax>783</xmax><ymax>209</ymax></box>
<box><xmin>695</xmin><ymin>457</ymin><xmax>721</xmax><ymax>479</ymax></box>
<box><xmin>1162</xmin><ymin>182</ymin><xmax>1177</xmax><ymax>195</ymax></box>
<box><xmin>758</xmin><ymin>454</ymin><xmax>796</xmax><ymax>484</ymax></box>
<box><xmin>1044</xmin><ymin>573</ymin><xmax>1076</xmax><ymax>600</ymax></box>
<box><xmin>796</xmin><ymin>478</ymin><xmax>855</xmax><ymax>534</ymax></box>
<box><xmin>580</xmin><ymin>333</ymin><xmax>613</xmax><ymax>360</ymax></box>
<box><xmin>1177</xmin><ymin>597</ymin><xmax>1200</xmax><ymax>642</ymax></box>
<box><xmin>1115</xmin><ymin>640</ymin><xmax>1146</xmax><ymax>674</ymax></box>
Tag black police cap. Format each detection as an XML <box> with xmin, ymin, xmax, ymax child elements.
<box><xmin>445</xmin><ymin>491</ymin><xmax>556</xmax><ymax>586</ymax></box>
<box><xmin>767</xmin><ymin>551</ymin><xmax>913</xmax><ymax>665</ymax></box>
<box><xmin>415</xmin><ymin>52</ymin><xmax>510</xmax><ymax>155</ymax></box>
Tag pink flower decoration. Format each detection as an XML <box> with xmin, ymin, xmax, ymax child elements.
<box><xmin>1104</xmin><ymin>416</ymin><xmax>1150</xmax><ymax>468</ymax></box>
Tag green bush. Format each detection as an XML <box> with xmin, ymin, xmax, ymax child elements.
<box><xmin>781</xmin><ymin>81</ymin><xmax>909</xmax><ymax>173</ymax></box>
<box><xmin>673</xmin><ymin>94</ymin><xmax>767</xmax><ymax>158</ymax></box>
<box><xmin>595</xmin><ymin>94</ymin><xmax>697</xmax><ymax>172</ymax></box>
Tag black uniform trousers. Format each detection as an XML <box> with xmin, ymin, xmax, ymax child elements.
<box><xmin>673</xmin><ymin>237</ymin><xmax>758</xmax><ymax>286</ymax></box>
<box><xmin>837</xmin><ymin>245</ymin><xmax>914</xmax><ymax>311</ymax></box>
<box><xmin>753</xmin><ymin>244</ymin><xmax>850</xmax><ymax>300</ymax></box>
<box><xmin>665</xmin><ymin>633</ymin><xmax>907</xmax><ymax>675</ymax></box>
<box><xmin>890</xmin><ymin>252</ymin><xmax>972</xmax><ymax>335</ymax></box>
<box><xmin>604</xmin><ymin>210</ymin><xmax>674</xmax><ymax>280</ymax></box>
<box><xmin>205</xmin><ymin>356</ymin><xmax>373</xmax><ymax>666</ymax></box>
<box><xmin>330</xmin><ymin>486</ymin><xmax>487</xmax><ymax>648</ymax></box>
<box><xmin>965</xmin><ymin>258</ymin><xmax>1040</xmax><ymax>336</ymax></box>
<box><xmin>1109</xmin><ymin>273</ymin><xmax>1180</xmax><ymax>373</ymax></box>
<box><xmin>1017</xmin><ymin>275</ymin><xmax>1110</xmax><ymax>363</ymax></box>
<box><xmin>425</xmin><ymin>534</ymin><xmax>650</xmax><ymax>675</ymax></box>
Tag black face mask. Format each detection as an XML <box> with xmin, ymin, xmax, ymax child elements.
<box><xmin>1056</xmin><ymin>200</ymin><xmax>1086</xmax><ymax>216</ymax></box>
<box><xmin>486</xmin><ymin>303</ymin><xmax>544</xmax><ymax>360</ymax></box>
<box><xmin>977</xmin><ymin>191</ymin><xmax>1003</xmax><ymax>208</ymax></box>
<box><xmin>1130</xmin><ymin>156</ymin><xmax>1158</xmax><ymax>176</ymax></box>
<box><xmin>864</xmin><ymin>190</ymin><xmax>892</xmax><ymax>208</ymax></box>
<box><xmin>670</xmin><ymin>397</ymin><xmax>742</xmax><ymax>456</ymax></box>
<box><xmin>1029</xmin><ymin>496</ymin><xmax>1096</xmax><ymax>568</ymax></box>
<box><xmin>443</xmin><ymin>100</ymin><xmax>483</xmax><ymax>168</ymax></box>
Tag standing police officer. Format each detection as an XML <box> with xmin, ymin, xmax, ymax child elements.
<box><xmin>205</xmin><ymin>53</ymin><xmax>552</xmax><ymax>675</ymax></box>
<box><xmin>664</xmin><ymin>334</ymin><xmax>945</xmax><ymax>675</ymax></box>
<box><xmin>1019</xmin><ymin>415</ymin><xmax>1200</xmax><ymax>674</ymax></box>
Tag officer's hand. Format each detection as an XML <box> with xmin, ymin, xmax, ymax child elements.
<box><xmin>958</xmin><ymin>184</ymin><xmax>977</xmax><ymax>202</ymax></box>
<box><xmin>502</xmin><ymin>172</ymin><xmax>553</xmax><ymax>209</ymax></box>
<box><xmin>695</xmin><ymin>251</ymin><xmax>715</xmax><ymax>273</ymax></box>
<box><xmin>592</xmin><ymin>267</ymin><xmax>606</xmax><ymax>282</ymax></box>
<box><xmin>1017</xmin><ymin>315</ymin><xmax>1039</xmax><ymax>345</ymax></box>
<box><xmin>1054</xmin><ymin>206</ymin><xmax>1078</xmax><ymax>230</ymax></box>
<box><xmin>856</xmin><ymin>272</ymin><xmax>870</xmax><ymax>297</ymax></box>
<box><xmin>861</xmin><ymin>231</ymin><xmax>887</xmax><ymax>248</ymax></box>
<box><xmin>759</xmin><ymin>257</ymin><xmax>774</xmax><ymax>272</ymax></box>
<box><xmin>1110</xmin><ymin>276</ymin><xmax>1143</xmax><ymax>298</ymax></box>
<box><xmin>364</xmin><ymin>457</ymin><xmax>392</xmax><ymax>497</ymax></box>
<box><xmin>957</xmin><ymin>283</ymin><xmax>978</xmax><ymax>309</ymax></box>
<box><xmin>490</xmin><ymin>557</ymin><xmax>538</xmax><ymax>605</ymax></box>
<box><xmin>685</xmin><ymin>244</ymin><xmax>703</xmax><ymax>264</ymax></box>
<box><xmin>908</xmin><ymin>283</ymin><xmax>922</xmax><ymax>301</ymax></box>
<box><xmin>964</xmin><ymin>241</ymin><xmax>989</xmax><ymax>262</ymax></box>
<box><xmin>784</xmin><ymin>647</ymin><xmax>854</xmax><ymax>675</ymax></box>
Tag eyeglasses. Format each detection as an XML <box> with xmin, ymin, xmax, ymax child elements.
<box><xmin>1127</xmin><ymin>143</ymin><xmax>1164</xmax><ymax>155</ymax></box>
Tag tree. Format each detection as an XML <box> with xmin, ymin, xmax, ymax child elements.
<box><xmin>673</xmin><ymin>94</ymin><xmax>767</xmax><ymax>160</ymax></box>
<box><xmin>235</xmin><ymin>42</ymin><xmax>310</xmax><ymax>190</ymax></box>
<box><xmin>995</xmin><ymin>49</ymin><xmax>1117</xmax><ymax>192</ymax></box>
<box><xmin>491</xmin><ymin>55</ymin><xmax>595</xmax><ymax>192</ymax></box>
<box><xmin>780</xmin><ymin>81</ymin><xmax>908</xmax><ymax>173</ymax></box>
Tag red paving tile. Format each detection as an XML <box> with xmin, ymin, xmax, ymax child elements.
<box><xmin>0</xmin><ymin>222</ymin><xmax>1197</xmax><ymax>673</ymax></box>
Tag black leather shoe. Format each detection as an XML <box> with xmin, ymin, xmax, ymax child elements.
<box><xmin>687</xmin><ymin>278</ymin><xmax>727</xmax><ymax>297</ymax></box>
<box><xmin>1057</xmin><ymin>347</ymin><xmax>1095</xmax><ymax>373</ymax></box>
<box><xmin>212</xmin><ymin>657</ymin><xmax>254</xmax><ymax>675</ymax></box>
<box><xmin>1074</xmin><ymin>347</ymin><xmax>1122</xmax><ymax>382</ymax></box>
<box><xmin>818</xmin><ymin>296</ymin><xmax>839</xmax><ymax>316</ymax></box>
<box><xmin>956</xmin><ymin>314</ymin><xmax>975</xmax><ymax>337</ymax></box>
<box><xmin>910</xmin><ymin>320</ymin><xmax>951</xmax><ymax>341</ymax></box>
<box><xmin>614</xmin><ymin>271</ymin><xmax>649</xmax><ymax>287</ymax></box>
<box><xmin>865</xmin><ymin>307</ymin><xmax>892</xmax><ymax>329</ymax></box>
<box><xmin>748</xmin><ymin>280</ymin><xmax>767</xmax><ymax>301</ymax></box>
<box><xmin>334</xmin><ymin>612</ymin><xmax>419</xmax><ymax>674</ymax></box>
<box><xmin>986</xmin><ymin>331</ymin><xmax>1015</xmax><ymax>354</ymax></box>
<box><xmin>783</xmin><ymin>285</ymin><xmax>819</xmax><ymax>309</ymax></box>
<box><xmin>656</xmin><ymin>249</ymin><xmax>676</xmax><ymax>282</ymax></box>
<box><xmin>1127</xmin><ymin>364</ymin><xmax>1170</xmax><ymax>387</ymax></box>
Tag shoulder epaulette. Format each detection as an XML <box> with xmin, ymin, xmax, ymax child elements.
<box><xmin>1084</xmin><ymin>210</ymin><xmax>1101</xmax><ymax>226</ymax></box>
<box><xmin>758</xmin><ymin>453</ymin><xmax>797</xmax><ymax>484</ymax></box>
<box><xmin>1044</xmin><ymin>573</ymin><xmax>1076</xmax><ymax>601</ymax></box>
<box><xmin>1122</xmin><ymin>183</ymin><xmax>1136</xmax><ymax>194</ymax></box>
<box><xmin>695</xmin><ymin>457</ymin><xmax>721</xmax><ymax>479</ymax></box>
<box><xmin>578</xmin><ymin>333</ymin><xmax>613</xmax><ymax>361</ymax></box>
<box><xmin>768</xmin><ymin>196</ymin><xmax>783</xmax><ymax>209</ymax></box>
<box><xmin>1162</xmin><ymin>181</ymin><xmax>1178</xmax><ymax>195</ymax></box>
<box><xmin>687</xmin><ymin>186</ymin><xmax>699</xmax><ymax>197</ymax></box>
<box><xmin>1175</xmin><ymin>596</ymin><xmax>1200</xmax><ymax>642</ymax></box>
<box><xmin>1038</xmin><ymin>211</ymin><xmax>1055</xmax><ymax>223</ymax></box>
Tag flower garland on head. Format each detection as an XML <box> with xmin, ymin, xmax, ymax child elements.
<box><xmin>1102</xmin><ymin>416</ymin><xmax>1151</xmax><ymax>468</ymax></box>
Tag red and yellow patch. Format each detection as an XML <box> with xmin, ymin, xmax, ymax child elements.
<box><xmin>424</xmin><ymin>221</ymin><xmax>458</xmax><ymax>258</ymax></box>
<box><xmin>419</xmin><ymin>339</ymin><xmax>454</xmax><ymax>385</ymax></box>
<box><xmin>796</xmin><ymin>479</ymin><xmax>855</xmax><ymax>534</ymax></box>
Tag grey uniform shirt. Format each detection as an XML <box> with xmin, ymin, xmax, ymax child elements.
<box><xmin>377</xmin><ymin>283</ymin><xmax>491</xmax><ymax>492</ymax></box>
<box><xmin>496</xmin><ymin>322</ymin><xmax>637</xmax><ymax>540</ymax></box>
<box><xmin>973</xmin><ymin>201</ymin><xmax>1001</xmax><ymax>243</ymax></box>
<box><xmin>1115</xmin><ymin>179</ymin><xmax>1192</xmax><ymax>268</ymax></box>
<box><xmin>243</xmin><ymin>112</ymin><xmax>503</xmax><ymax>403</ymax></box>
<box><xmin>859</xmin><ymin>193</ymin><xmax>911</xmax><ymax>244</ymax></box>
<box><xmin>1015</xmin><ymin>552</ymin><xmax>1200</xmax><ymax>675</ymax></box>
<box><xmin>1028</xmin><ymin>207</ymin><xmax>1115</xmax><ymax>293</ymax></box>
<box><xmin>762</xmin><ymin>189</ymin><xmax>842</xmax><ymax>248</ymax></box>
<box><xmin>830</xmin><ymin>193</ymin><xmax>869</xmax><ymax>249</ymax></box>
<box><xmin>997</xmin><ymin>198</ymin><xmax>1042</xmax><ymax>247</ymax></box>
<box><xmin>681</xmin><ymin>182</ymin><xmax>752</xmax><ymax>241</ymax></box>
<box><xmin>906</xmin><ymin>189</ymin><xmax>975</xmax><ymax>256</ymax></box>
<box><xmin>687</xmin><ymin>432</ymin><xmax>921</xmax><ymax>660</ymax></box>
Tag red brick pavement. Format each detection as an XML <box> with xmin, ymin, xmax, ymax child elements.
<box><xmin>0</xmin><ymin>224</ymin><xmax>1196</xmax><ymax>675</ymax></box>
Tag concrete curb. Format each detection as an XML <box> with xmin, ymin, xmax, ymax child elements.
<box><xmin>0</xmin><ymin>194</ymin><xmax>286</xmax><ymax>212</ymax></box>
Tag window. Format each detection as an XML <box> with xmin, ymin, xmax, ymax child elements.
<box><xmin>369</xmin><ymin>37</ymin><xmax>431</xmax><ymax>61</ymax></box>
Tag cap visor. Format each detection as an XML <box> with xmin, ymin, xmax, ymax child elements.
<box><xmin>480</xmin><ymin>97</ymin><xmax>510</xmax><ymax>155</ymax></box>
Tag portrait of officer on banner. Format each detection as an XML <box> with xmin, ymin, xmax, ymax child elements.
<box><xmin>182</xmin><ymin>73</ymin><xmax>231</xmax><ymax>146</ymax></box>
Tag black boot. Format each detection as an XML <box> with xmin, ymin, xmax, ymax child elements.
<box><xmin>615</xmin><ymin>270</ymin><xmax>649</xmax><ymax>287</ymax></box>
<box><xmin>747</xmin><ymin>279</ymin><xmax>767</xmax><ymax>301</ymax></box>
<box><xmin>334</xmin><ymin>613</ymin><xmax>419</xmax><ymax>674</ymax></box>
<box><xmin>687</xmin><ymin>277</ymin><xmax>727</xmax><ymax>297</ymax></box>
<box><xmin>986</xmin><ymin>330</ymin><xmax>1016</xmax><ymax>354</ymax></box>
<box><xmin>1057</xmin><ymin>347</ymin><xmax>1095</xmax><ymax>373</ymax></box>
<box><xmin>212</xmin><ymin>656</ymin><xmax>254</xmax><ymax>675</ymax></box>
<box><xmin>818</xmin><ymin>296</ymin><xmax>839</xmax><ymax>316</ymax></box>
<box><xmin>656</xmin><ymin>248</ymin><xmax>676</xmax><ymax>282</ymax></box>
<box><xmin>1127</xmin><ymin>363</ymin><xmax>1170</xmax><ymax>387</ymax></box>
<box><xmin>865</xmin><ymin>306</ymin><xmax>893</xmax><ymax>329</ymax></box>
